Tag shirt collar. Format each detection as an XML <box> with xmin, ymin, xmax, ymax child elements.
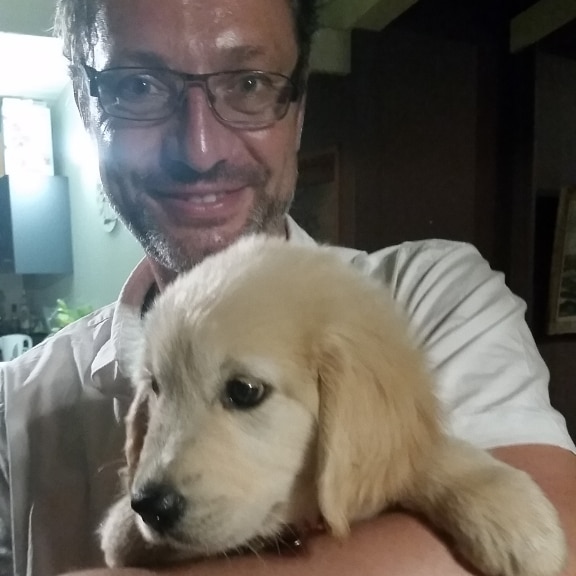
<box><xmin>90</xmin><ymin>217</ymin><xmax>354</xmax><ymax>397</ymax></box>
<box><xmin>90</xmin><ymin>256</ymin><xmax>157</xmax><ymax>397</ymax></box>
<box><xmin>286</xmin><ymin>216</ymin><xmax>318</xmax><ymax>246</ymax></box>
<box><xmin>287</xmin><ymin>216</ymin><xmax>365</xmax><ymax>264</ymax></box>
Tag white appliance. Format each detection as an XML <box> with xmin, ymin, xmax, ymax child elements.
<box><xmin>0</xmin><ymin>333</ymin><xmax>32</xmax><ymax>361</ymax></box>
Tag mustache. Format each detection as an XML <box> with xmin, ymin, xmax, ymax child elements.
<box><xmin>131</xmin><ymin>160</ymin><xmax>269</xmax><ymax>191</ymax></box>
<box><xmin>128</xmin><ymin>153</ymin><xmax>269</xmax><ymax>191</ymax></box>
<box><xmin>164</xmin><ymin>157</ymin><xmax>228</xmax><ymax>184</ymax></box>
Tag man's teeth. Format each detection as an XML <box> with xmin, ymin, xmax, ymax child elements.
<box><xmin>189</xmin><ymin>194</ymin><xmax>218</xmax><ymax>204</ymax></box>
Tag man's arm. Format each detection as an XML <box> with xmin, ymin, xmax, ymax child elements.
<box><xmin>64</xmin><ymin>443</ymin><xmax>576</xmax><ymax>576</ymax></box>
<box><xmin>0</xmin><ymin>454</ymin><xmax>12</xmax><ymax>576</ymax></box>
<box><xmin>0</xmin><ymin>369</ymin><xmax>14</xmax><ymax>576</ymax></box>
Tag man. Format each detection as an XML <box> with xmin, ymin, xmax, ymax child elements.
<box><xmin>0</xmin><ymin>0</ymin><xmax>575</xmax><ymax>575</ymax></box>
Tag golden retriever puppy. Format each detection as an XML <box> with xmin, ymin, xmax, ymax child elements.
<box><xmin>100</xmin><ymin>236</ymin><xmax>566</xmax><ymax>576</ymax></box>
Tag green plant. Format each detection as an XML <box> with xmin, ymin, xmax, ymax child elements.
<box><xmin>51</xmin><ymin>299</ymin><xmax>93</xmax><ymax>333</ymax></box>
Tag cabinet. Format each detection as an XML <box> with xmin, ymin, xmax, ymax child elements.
<box><xmin>0</xmin><ymin>175</ymin><xmax>73</xmax><ymax>274</ymax></box>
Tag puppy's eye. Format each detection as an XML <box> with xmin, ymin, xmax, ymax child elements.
<box><xmin>224</xmin><ymin>378</ymin><xmax>268</xmax><ymax>410</ymax></box>
<box><xmin>151</xmin><ymin>378</ymin><xmax>160</xmax><ymax>396</ymax></box>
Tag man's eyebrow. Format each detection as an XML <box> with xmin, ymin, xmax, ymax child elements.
<box><xmin>108</xmin><ymin>46</ymin><xmax>270</xmax><ymax>70</ymax></box>
<box><xmin>222</xmin><ymin>45</ymin><xmax>267</xmax><ymax>65</ymax></box>
<box><xmin>108</xmin><ymin>50</ymin><xmax>168</xmax><ymax>68</ymax></box>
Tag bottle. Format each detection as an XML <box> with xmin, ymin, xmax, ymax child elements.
<box><xmin>9</xmin><ymin>304</ymin><xmax>20</xmax><ymax>334</ymax></box>
<box><xmin>31</xmin><ymin>310</ymin><xmax>47</xmax><ymax>336</ymax></box>
<box><xmin>0</xmin><ymin>289</ymin><xmax>5</xmax><ymax>335</ymax></box>
<box><xmin>19</xmin><ymin>292</ymin><xmax>31</xmax><ymax>334</ymax></box>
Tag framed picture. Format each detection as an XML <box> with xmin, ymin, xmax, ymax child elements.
<box><xmin>547</xmin><ymin>187</ymin><xmax>576</xmax><ymax>334</ymax></box>
<box><xmin>290</xmin><ymin>147</ymin><xmax>340</xmax><ymax>244</ymax></box>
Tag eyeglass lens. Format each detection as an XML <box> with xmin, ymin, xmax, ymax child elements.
<box><xmin>93</xmin><ymin>67</ymin><xmax>295</xmax><ymax>126</ymax></box>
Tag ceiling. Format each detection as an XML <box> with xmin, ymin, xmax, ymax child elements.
<box><xmin>0</xmin><ymin>0</ymin><xmax>575</xmax><ymax>101</ymax></box>
<box><xmin>0</xmin><ymin>0</ymin><xmax>57</xmax><ymax>37</ymax></box>
<box><xmin>0</xmin><ymin>33</ymin><xmax>69</xmax><ymax>101</ymax></box>
<box><xmin>0</xmin><ymin>0</ymin><xmax>66</xmax><ymax>101</ymax></box>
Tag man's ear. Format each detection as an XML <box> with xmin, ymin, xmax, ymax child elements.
<box><xmin>71</xmin><ymin>71</ymin><xmax>93</xmax><ymax>132</ymax></box>
<box><xmin>295</xmin><ymin>92</ymin><xmax>307</xmax><ymax>151</ymax></box>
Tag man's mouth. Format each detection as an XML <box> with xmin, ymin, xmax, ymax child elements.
<box><xmin>159</xmin><ymin>188</ymin><xmax>239</xmax><ymax>204</ymax></box>
<box><xmin>146</xmin><ymin>186</ymin><xmax>253</xmax><ymax>225</ymax></box>
<box><xmin>187</xmin><ymin>193</ymin><xmax>220</xmax><ymax>204</ymax></box>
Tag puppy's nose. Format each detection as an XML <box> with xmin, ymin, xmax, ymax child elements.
<box><xmin>131</xmin><ymin>483</ymin><xmax>186</xmax><ymax>534</ymax></box>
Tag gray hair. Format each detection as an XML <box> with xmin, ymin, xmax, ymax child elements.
<box><xmin>54</xmin><ymin>0</ymin><xmax>318</xmax><ymax>86</ymax></box>
<box><xmin>54</xmin><ymin>0</ymin><xmax>101</xmax><ymax>65</ymax></box>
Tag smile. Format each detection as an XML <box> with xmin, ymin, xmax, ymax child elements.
<box><xmin>148</xmin><ymin>186</ymin><xmax>253</xmax><ymax>224</ymax></box>
<box><xmin>187</xmin><ymin>193</ymin><xmax>221</xmax><ymax>204</ymax></box>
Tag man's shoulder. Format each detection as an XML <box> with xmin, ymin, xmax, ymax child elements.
<box><xmin>368</xmin><ymin>238</ymin><xmax>481</xmax><ymax>268</ymax></box>
<box><xmin>330</xmin><ymin>238</ymin><xmax>487</xmax><ymax>290</ymax></box>
<box><xmin>0</xmin><ymin>302</ymin><xmax>117</xmax><ymax>393</ymax></box>
<box><xmin>290</xmin><ymin>217</ymin><xmax>481</xmax><ymax>273</ymax></box>
<box><xmin>336</xmin><ymin>238</ymin><xmax>516</xmax><ymax>350</ymax></box>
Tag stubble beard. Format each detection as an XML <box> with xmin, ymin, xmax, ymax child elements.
<box><xmin>103</xmin><ymin>176</ymin><xmax>294</xmax><ymax>273</ymax></box>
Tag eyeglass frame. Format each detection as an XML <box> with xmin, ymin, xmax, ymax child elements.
<box><xmin>80</xmin><ymin>63</ymin><xmax>302</xmax><ymax>128</ymax></box>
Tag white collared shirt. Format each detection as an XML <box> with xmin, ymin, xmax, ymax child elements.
<box><xmin>1</xmin><ymin>219</ymin><xmax>573</xmax><ymax>576</ymax></box>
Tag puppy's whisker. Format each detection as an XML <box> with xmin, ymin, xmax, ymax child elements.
<box><xmin>246</xmin><ymin>542</ymin><xmax>264</xmax><ymax>562</ymax></box>
<box><xmin>97</xmin><ymin>459</ymin><xmax>125</xmax><ymax>474</ymax></box>
<box><xmin>248</xmin><ymin>539</ymin><xmax>262</xmax><ymax>554</ymax></box>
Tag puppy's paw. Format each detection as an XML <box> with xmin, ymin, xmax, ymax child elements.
<box><xmin>407</xmin><ymin>441</ymin><xmax>566</xmax><ymax>576</ymax></box>
<box><xmin>100</xmin><ymin>495</ymin><xmax>182</xmax><ymax>568</ymax></box>
<box><xmin>445</xmin><ymin>464</ymin><xmax>566</xmax><ymax>576</ymax></box>
<box><xmin>100</xmin><ymin>495</ymin><xmax>143</xmax><ymax>567</ymax></box>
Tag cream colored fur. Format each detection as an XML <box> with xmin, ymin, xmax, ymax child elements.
<box><xmin>100</xmin><ymin>236</ymin><xmax>566</xmax><ymax>575</ymax></box>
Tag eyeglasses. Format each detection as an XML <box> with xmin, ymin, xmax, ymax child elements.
<box><xmin>82</xmin><ymin>64</ymin><xmax>299</xmax><ymax>129</ymax></box>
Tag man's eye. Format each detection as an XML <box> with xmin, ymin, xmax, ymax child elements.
<box><xmin>238</xmin><ymin>75</ymin><xmax>263</xmax><ymax>94</ymax></box>
<box><xmin>114</xmin><ymin>74</ymin><xmax>165</xmax><ymax>100</ymax></box>
<box><xmin>232</xmin><ymin>74</ymin><xmax>273</xmax><ymax>97</ymax></box>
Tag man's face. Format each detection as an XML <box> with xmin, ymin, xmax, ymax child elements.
<box><xmin>83</xmin><ymin>0</ymin><xmax>304</xmax><ymax>274</ymax></box>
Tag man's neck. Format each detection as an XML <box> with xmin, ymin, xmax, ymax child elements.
<box><xmin>147</xmin><ymin>259</ymin><xmax>178</xmax><ymax>292</ymax></box>
<box><xmin>147</xmin><ymin>219</ymin><xmax>290</xmax><ymax>291</ymax></box>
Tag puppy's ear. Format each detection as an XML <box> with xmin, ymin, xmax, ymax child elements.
<box><xmin>124</xmin><ymin>386</ymin><xmax>150</xmax><ymax>480</ymax></box>
<box><xmin>315</xmin><ymin>327</ymin><xmax>441</xmax><ymax>538</ymax></box>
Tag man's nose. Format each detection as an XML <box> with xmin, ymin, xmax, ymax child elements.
<box><xmin>172</xmin><ymin>86</ymin><xmax>242</xmax><ymax>173</ymax></box>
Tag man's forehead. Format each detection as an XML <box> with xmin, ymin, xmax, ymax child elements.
<box><xmin>96</xmin><ymin>0</ymin><xmax>295</xmax><ymax>37</ymax></box>
<box><xmin>93</xmin><ymin>0</ymin><xmax>297</xmax><ymax>70</ymax></box>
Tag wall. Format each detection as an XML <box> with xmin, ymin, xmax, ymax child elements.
<box><xmin>534</xmin><ymin>52</ymin><xmax>576</xmax><ymax>188</ymax></box>
<box><xmin>532</xmin><ymin>51</ymin><xmax>576</xmax><ymax>438</ymax></box>
<box><xmin>303</xmin><ymin>26</ymin><xmax>504</xmax><ymax>267</ymax></box>
<box><xmin>1</xmin><ymin>87</ymin><xmax>143</xmax><ymax>317</ymax></box>
<box><xmin>351</xmin><ymin>27</ymin><xmax>481</xmax><ymax>254</ymax></box>
<box><xmin>51</xmin><ymin>86</ymin><xmax>144</xmax><ymax>310</ymax></box>
<box><xmin>299</xmin><ymin>74</ymin><xmax>356</xmax><ymax>246</ymax></box>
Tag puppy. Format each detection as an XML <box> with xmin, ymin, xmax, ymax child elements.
<box><xmin>101</xmin><ymin>236</ymin><xmax>566</xmax><ymax>576</ymax></box>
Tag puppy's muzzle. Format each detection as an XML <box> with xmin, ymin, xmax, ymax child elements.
<box><xmin>131</xmin><ymin>483</ymin><xmax>186</xmax><ymax>535</ymax></box>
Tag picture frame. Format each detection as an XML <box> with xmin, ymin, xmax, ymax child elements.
<box><xmin>547</xmin><ymin>187</ymin><xmax>576</xmax><ymax>334</ymax></box>
<box><xmin>290</xmin><ymin>146</ymin><xmax>340</xmax><ymax>244</ymax></box>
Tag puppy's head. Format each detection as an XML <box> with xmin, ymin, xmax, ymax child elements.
<box><xmin>125</xmin><ymin>236</ymin><xmax>440</xmax><ymax>556</ymax></box>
